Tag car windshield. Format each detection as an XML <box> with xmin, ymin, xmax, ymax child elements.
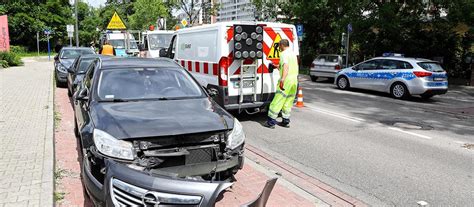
<box><xmin>129</xmin><ymin>40</ymin><xmax>138</xmax><ymax>49</ymax></box>
<box><xmin>60</xmin><ymin>49</ymin><xmax>94</xmax><ymax>59</ymax></box>
<box><xmin>97</xmin><ymin>67</ymin><xmax>204</xmax><ymax>101</ymax></box>
<box><xmin>417</xmin><ymin>62</ymin><xmax>445</xmax><ymax>72</ymax></box>
<box><xmin>78</xmin><ymin>59</ymin><xmax>94</xmax><ymax>73</ymax></box>
<box><xmin>109</xmin><ymin>40</ymin><xmax>125</xmax><ymax>49</ymax></box>
<box><xmin>148</xmin><ymin>34</ymin><xmax>173</xmax><ymax>50</ymax></box>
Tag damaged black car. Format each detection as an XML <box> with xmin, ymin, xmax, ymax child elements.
<box><xmin>73</xmin><ymin>58</ymin><xmax>245</xmax><ymax>206</ymax></box>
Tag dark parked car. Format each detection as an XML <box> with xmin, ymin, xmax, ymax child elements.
<box><xmin>54</xmin><ymin>47</ymin><xmax>95</xmax><ymax>86</ymax></box>
<box><xmin>74</xmin><ymin>58</ymin><xmax>244</xmax><ymax>206</ymax></box>
<box><xmin>67</xmin><ymin>55</ymin><xmax>113</xmax><ymax>97</ymax></box>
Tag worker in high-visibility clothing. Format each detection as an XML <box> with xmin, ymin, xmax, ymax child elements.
<box><xmin>265</xmin><ymin>39</ymin><xmax>299</xmax><ymax>128</ymax></box>
<box><xmin>99</xmin><ymin>41</ymin><xmax>116</xmax><ymax>56</ymax></box>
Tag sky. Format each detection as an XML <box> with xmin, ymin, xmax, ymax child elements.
<box><xmin>86</xmin><ymin>0</ymin><xmax>106</xmax><ymax>8</ymax></box>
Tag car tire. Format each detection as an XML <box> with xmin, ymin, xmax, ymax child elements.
<box><xmin>310</xmin><ymin>75</ymin><xmax>318</xmax><ymax>82</ymax></box>
<box><xmin>74</xmin><ymin>118</ymin><xmax>79</xmax><ymax>138</ymax></box>
<box><xmin>390</xmin><ymin>82</ymin><xmax>409</xmax><ymax>99</ymax></box>
<box><xmin>421</xmin><ymin>94</ymin><xmax>434</xmax><ymax>100</ymax></box>
<box><xmin>55</xmin><ymin>75</ymin><xmax>61</xmax><ymax>88</ymax></box>
<box><xmin>336</xmin><ymin>76</ymin><xmax>350</xmax><ymax>90</ymax></box>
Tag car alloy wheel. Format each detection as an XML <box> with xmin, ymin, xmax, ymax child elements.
<box><xmin>391</xmin><ymin>83</ymin><xmax>407</xmax><ymax>99</ymax></box>
<box><xmin>337</xmin><ymin>77</ymin><xmax>349</xmax><ymax>89</ymax></box>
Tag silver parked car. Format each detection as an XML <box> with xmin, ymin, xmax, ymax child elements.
<box><xmin>309</xmin><ymin>54</ymin><xmax>344</xmax><ymax>81</ymax></box>
<box><xmin>335</xmin><ymin>57</ymin><xmax>448</xmax><ymax>99</ymax></box>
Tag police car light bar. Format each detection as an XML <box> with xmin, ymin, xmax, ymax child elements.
<box><xmin>233</xmin><ymin>24</ymin><xmax>264</xmax><ymax>59</ymax></box>
<box><xmin>382</xmin><ymin>53</ymin><xmax>404</xmax><ymax>57</ymax></box>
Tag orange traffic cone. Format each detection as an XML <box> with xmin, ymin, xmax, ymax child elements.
<box><xmin>296</xmin><ymin>87</ymin><xmax>304</xmax><ymax>108</ymax></box>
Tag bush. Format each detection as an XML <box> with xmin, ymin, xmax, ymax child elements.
<box><xmin>0</xmin><ymin>51</ymin><xmax>24</xmax><ymax>67</ymax></box>
<box><xmin>10</xmin><ymin>45</ymin><xmax>27</xmax><ymax>54</ymax></box>
<box><xmin>0</xmin><ymin>60</ymin><xmax>8</xmax><ymax>68</ymax></box>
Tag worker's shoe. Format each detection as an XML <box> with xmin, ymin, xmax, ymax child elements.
<box><xmin>264</xmin><ymin>118</ymin><xmax>277</xmax><ymax>129</ymax></box>
<box><xmin>279</xmin><ymin>118</ymin><xmax>290</xmax><ymax>128</ymax></box>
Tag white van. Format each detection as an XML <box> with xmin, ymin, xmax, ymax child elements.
<box><xmin>100</xmin><ymin>31</ymin><xmax>139</xmax><ymax>57</ymax></box>
<box><xmin>141</xmin><ymin>30</ymin><xmax>174</xmax><ymax>58</ymax></box>
<box><xmin>162</xmin><ymin>22</ymin><xmax>299</xmax><ymax>113</ymax></box>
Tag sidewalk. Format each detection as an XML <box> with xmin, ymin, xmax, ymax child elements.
<box><xmin>0</xmin><ymin>58</ymin><xmax>54</xmax><ymax>206</ymax></box>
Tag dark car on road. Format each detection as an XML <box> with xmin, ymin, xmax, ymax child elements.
<box><xmin>73</xmin><ymin>58</ymin><xmax>244</xmax><ymax>206</ymax></box>
<box><xmin>54</xmin><ymin>47</ymin><xmax>95</xmax><ymax>86</ymax></box>
<box><xmin>67</xmin><ymin>54</ymin><xmax>113</xmax><ymax>97</ymax></box>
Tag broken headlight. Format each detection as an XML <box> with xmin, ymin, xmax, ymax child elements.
<box><xmin>226</xmin><ymin>119</ymin><xmax>245</xmax><ymax>150</ymax></box>
<box><xmin>93</xmin><ymin>129</ymin><xmax>134</xmax><ymax>160</ymax></box>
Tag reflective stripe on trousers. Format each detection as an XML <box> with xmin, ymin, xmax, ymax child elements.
<box><xmin>268</xmin><ymin>81</ymin><xmax>297</xmax><ymax>119</ymax></box>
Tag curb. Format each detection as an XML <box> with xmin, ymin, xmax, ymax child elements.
<box><xmin>245</xmin><ymin>144</ymin><xmax>367</xmax><ymax>207</ymax></box>
<box><xmin>40</xmin><ymin>67</ymin><xmax>54</xmax><ymax>206</ymax></box>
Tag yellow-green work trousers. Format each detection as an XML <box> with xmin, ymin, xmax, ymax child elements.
<box><xmin>268</xmin><ymin>79</ymin><xmax>298</xmax><ymax>119</ymax></box>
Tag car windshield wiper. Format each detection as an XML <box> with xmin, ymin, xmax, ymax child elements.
<box><xmin>99</xmin><ymin>98</ymin><xmax>129</xmax><ymax>102</ymax></box>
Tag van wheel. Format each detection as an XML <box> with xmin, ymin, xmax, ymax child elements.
<box><xmin>336</xmin><ymin>76</ymin><xmax>350</xmax><ymax>90</ymax></box>
<box><xmin>310</xmin><ymin>75</ymin><xmax>317</xmax><ymax>82</ymax></box>
<box><xmin>391</xmin><ymin>82</ymin><xmax>409</xmax><ymax>99</ymax></box>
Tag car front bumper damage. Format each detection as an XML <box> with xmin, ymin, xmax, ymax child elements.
<box><xmin>82</xmin><ymin>144</ymin><xmax>244</xmax><ymax>206</ymax></box>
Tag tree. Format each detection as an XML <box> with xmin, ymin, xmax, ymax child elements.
<box><xmin>129</xmin><ymin>0</ymin><xmax>169</xmax><ymax>30</ymax></box>
<box><xmin>175</xmin><ymin>0</ymin><xmax>218</xmax><ymax>25</ymax></box>
<box><xmin>2</xmin><ymin>0</ymin><xmax>73</xmax><ymax>50</ymax></box>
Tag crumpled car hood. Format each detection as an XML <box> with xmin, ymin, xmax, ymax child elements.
<box><xmin>90</xmin><ymin>98</ymin><xmax>233</xmax><ymax>139</ymax></box>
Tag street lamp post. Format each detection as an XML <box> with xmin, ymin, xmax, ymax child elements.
<box><xmin>74</xmin><ymin>0</ymin><xmax>79</xmax><ymax>47</ymax></box>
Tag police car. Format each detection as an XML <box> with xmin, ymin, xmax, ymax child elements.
<box><xmin>335</xmin><ymin>56</ymin><xmax>448</xmax><ymax>99</ymax></box>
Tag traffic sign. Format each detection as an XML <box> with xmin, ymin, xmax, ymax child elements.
<box><xmin>66</xmin><ymin>24</ymin><xmax>74</xmax><ymax>32</ymax></box>
<box><xmin>267</xmin><ymin>33</ymin><xmax>282</xmax><ymax>60</ymax></box>
<box><xmin>296</xmin><ymin>24</ymin><xmax>304</xmax><ymax>37</ymax></box>
<box><xmin>44</xmin><ymin>29</ymin><xmax>51</xmax><ymax>35</ymax></box>
<box><xmin>67</xmin><ymin>32</ymin><xmax>73</xmax><ymax>38</ymax></box>
<box><xmin>181</xmin><ymin>19</ymin><xmax>188</xmax><ymax>27</ymax></box>
<box><xmin>347</xmin><ymin>23</ymin><xmax>353</xmax><ymax>33</ymax></box>
<box><xmin>107</xmin><ymin>12</ymin><xmax>127</xmax><ymax>30</ymax></box>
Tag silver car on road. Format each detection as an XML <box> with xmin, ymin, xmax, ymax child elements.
<box><xmin>335</xmin><ymin>57</ymin><xmax>448</xmax><ymax>99</ymax></box>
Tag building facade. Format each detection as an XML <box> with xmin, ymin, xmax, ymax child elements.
<box><xmin>216</xmin><ymin>0</ymin><xmax>256</xmax><ymax>22</ymax></box>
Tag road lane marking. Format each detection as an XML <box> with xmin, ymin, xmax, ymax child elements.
<box><xmin>388</xmin><ymin>127</ymin><xmax>433</xmax><ymax>140</ymax></box>
<box><xmin>305</xmin><ymin>104</ymin><xmax>434</xmax><ymax>140</ymax></box>
<box><xmin>306</xmin><ymin>105</ymin><xmax>365</xmax><ymax>123</ymax></box>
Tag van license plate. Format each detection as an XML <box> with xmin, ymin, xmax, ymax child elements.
<box><xmin>243</xmin><ymin>80</ymin><xmax>254</xmax><ymax>88</ymax></box>
<box><xmin>434</xmin><ymin>77</ymin><xmax>444</xmax><ymax>81</ymax></box>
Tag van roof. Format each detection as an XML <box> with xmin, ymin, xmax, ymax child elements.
<box><xmin>177</xmin><ymin>21</ymin><xmax>296</xmax><ymax>32</ymax></box>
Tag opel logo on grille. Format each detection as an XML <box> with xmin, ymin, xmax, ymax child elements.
<box><xmin>142</xmin><ymin>192</ymin><xmax>160</xmax><ymax>206</ymax></box>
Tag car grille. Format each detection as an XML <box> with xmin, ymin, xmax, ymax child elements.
<box><xmin>186</xmin><ymin>147</ymin><xmax>216</xmax><ymax>165</ymax></box>
<box><xmin>111</xmin><ymin>178</ymin><xmax>202</xmax><ymax>206</ymax></box>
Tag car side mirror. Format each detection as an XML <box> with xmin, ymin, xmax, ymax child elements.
<box><xmin>76</xmin><ymin>88</ymin><xmax>89</xmax><ymax>101</ymax></box>
<box><xmin>207</xmin><ymin>88</ymin><xmax>218</xmax><ymax>97</ymax></box>
<box><xmin>159</xmin><ymin>48</ymin><xmax>168</xmax><ymax>57</ymax></box>
<box><xmin>67</xmin><ymin>67</ymin><xmax>75</xmax><ymax>73</ymax></box>
<box><xmin>54</xmin><ymin>55</ymin><xmax>59</xmax><ymax>61</ymax></box>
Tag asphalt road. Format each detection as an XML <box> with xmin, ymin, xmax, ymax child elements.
<box><xmin>235</xmin><ymin>76</ymin><xmax>474</xmax><ymax>206</ymax></box>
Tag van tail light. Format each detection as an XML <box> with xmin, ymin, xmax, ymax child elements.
<box><xmin>218</xmin><ymin>57</ymin><xmax>229</xmax><ymax>86</ymax></box>
<box><xmin>335</xmin><ymin>65</ymin><xmax>342</xmax><ymax>70</ymax></box>
<box><xmin>413</xmin><ymin>71</ymin><xmax>432</xmax><ymax>77</ymax></box>
<box><xmin>310</xmin><ymin>63</ymin><xmax>315</xmax><ymax>68</ymax></box>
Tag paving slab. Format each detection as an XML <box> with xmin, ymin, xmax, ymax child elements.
<box><xmin>0</xmin><ymin>59</ymin><xmax>54</xmax><ymax>206</ymax></box>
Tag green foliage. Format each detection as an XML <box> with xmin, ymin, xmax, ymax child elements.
<box><xmin>10</xmin><ymin>45</ymin><xmax>28</xmax><ymax>54</ymax></box>
<box><xmin>129</xmin><ymin>0</ymin><xmax>169</xmax><ymax>30</ymax></box>
<box><xmin>255</xmin><ymin>0</ymin><xmax>473</xmax><ymax>80</ymax></box>
<box><xmin>0</xmin><ymin>60</ymin><xmax>8</xmax><ymax>68</ymax></box>
<box><xmin>0</xmin><ymin>51</ymin><xmax>23</xmax><ymax>67</ymax></box>
<box><xmin>3</xmin><ymin>0</ymin><xmax>72</xmax><ymax>51</ymax></box>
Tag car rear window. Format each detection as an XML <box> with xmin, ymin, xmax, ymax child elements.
<box><xmin>317</xmin><ymin>55</ymin><xmax>339</xmax><ymax>63</ymax></box>
<box><xmin>61</xmin><ymin>49</ymin><xmax>94</xmax><ymax>59</ymax></box>
<box><xmin>97</xmin><ymin>67</ymin><xmax>204</xmax><ymax>100</ymax></box>
<box><xmin>417</xmin><ymin>62</ymin><xmax>444</xmax><ymax>72</ymax></box>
